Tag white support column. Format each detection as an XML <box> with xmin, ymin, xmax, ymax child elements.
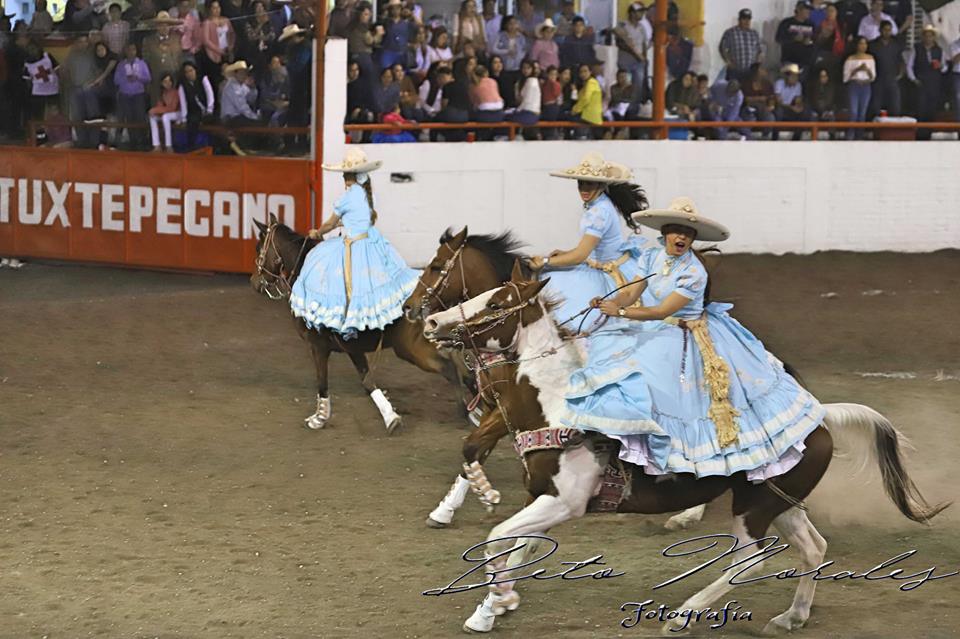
<box><xmin>322</xmin><ymin>38</ymin><xmax>348</xmax><ymax>223</ymax></box>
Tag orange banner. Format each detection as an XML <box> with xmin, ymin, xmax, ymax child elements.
<box><xmin>0</xmin><ymin>147</ymin><xmax>313</xmax><ymax>273</ymax></box>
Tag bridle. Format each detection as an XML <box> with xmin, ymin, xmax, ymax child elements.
<box><xmin>254</xmin><ymin>221</ymin><xmax>308</xmax><ymax>301</ymax></box>
<box><xmin>410</xmin><ymin>240</ymin><xmax>469</xmax><ymax>321</ymax></box>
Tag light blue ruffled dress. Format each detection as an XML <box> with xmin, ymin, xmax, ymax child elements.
<box><xmin>289</xmin><ymin>184</ymin><xmax>419</xmax><ymax>338</ymax></box>
<box><xmin>560</xmin><ymin>239</ymin><xmax>825</xmax><ymax>481</ymax></box>
<box><xmin>540</xmin><ymin>193</ymin><xmax>647</xmax><ymax>326</ymax></box>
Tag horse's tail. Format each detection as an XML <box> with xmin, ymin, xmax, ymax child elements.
<box><xmin>822</xmin><ymin>403</ymin><xmax>951</xmax><ymax>524</ymax></box>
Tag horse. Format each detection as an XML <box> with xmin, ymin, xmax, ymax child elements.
<box><xmin>423</xmin><ymin>265</ymin><xmax>949</xmax><ymax>634</ymax></box>
<box><xmin>405</xmin><ymin>227</ymin><xmax>707</xmax><ymax>532</ymax></box>
<box><xmin>250</xmin><ymin>214</ymin><xmax>458</xmax><ymax>433</ymax></box>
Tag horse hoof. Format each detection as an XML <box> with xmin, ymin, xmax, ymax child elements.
<box><xmin>304</xmin><ymin>415</ymin><xmax>328</xmax><ymax>430</ymax></box>
<box><xmin>385</xmin><ymin>415</ymin><xmax>402</xmax><ymax>435</ymax></box>
<box><xmin>425</xmin><ymin>516</ymin><xmax>449</xmax><ymax>529</ymax></box>
<box><xmin>762</xmin><ymin>613</ymin><xmax>806</xmax><ymax>636</ymax></box>
<box><xmin>463</xmin><ymin>603</ymin><xmax>496</xmax><ymax>633</ymax></box>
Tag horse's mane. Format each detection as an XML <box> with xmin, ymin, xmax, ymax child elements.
<box><xmin>440</xmin><ymin>228</ymin><xmax>530</xmax><ymax>283</ymax></box>
<box><xmin>273</xmin><ymin>223</ymin><xmax>319</xmax><ymax>274</ymax></box>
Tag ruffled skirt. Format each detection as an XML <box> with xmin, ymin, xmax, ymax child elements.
<box><xmin>290</xmin><ymin>228</ymin><xmax>419</xmax><ymax>337</ymax></box>
<box><xmin>560</xmin><ymin>303</ymin><xmax>824</xmax><ymax>480</ymax></box>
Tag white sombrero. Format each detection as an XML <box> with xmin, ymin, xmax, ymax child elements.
<box><xmin>279</xmin><ymin>23</ymin><xmax>308</xmax><ymax>42</ymax></box>
<box><xmin>224</xmin><ymin>60</ymin><xmax>250</xmax><ymax>74</ymax></box>
<box><xmin>549</xmin><ymin>152</ymin><xmax>632</xmax><ymax>184</ymax></box>
<box><xmin>321</xmin><ymin>148</ymin><xmax>383</xmax><ymax>173</ymax></box>
<box><xmin>535</xmin><ymin>18</ymin><xmax>556</xmax><ymax>38</ymax></box>
<box><xmin>631</xmin><ymin>196</ymin><xmax>730</xmax><ymax>242</ymax></box>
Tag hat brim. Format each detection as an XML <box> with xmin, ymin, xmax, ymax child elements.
<box><xmin>278</xmin><ymin>28</ymin><xmax>308</xmax><ymax>41</ymax></box>
<box><xmin>535</xmin><ymin>25</ymin><xmax>556</xmax><ymax>36</ymax></box>
<box><xmin>548</xmin><ymin>169</ymin><xmax>626</xmax><ymax>184</ymax></box>
<box><xmin>321</xmin><ymin>160</ymin><xmax>383</xmax><ymax>173</ymax></box>
<box><xmin>631</xmin><ymin>210</ymin><xmax>730</xmax><ymax>242</ymax></box>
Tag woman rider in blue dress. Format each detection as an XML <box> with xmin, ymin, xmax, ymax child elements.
<box><xmin>290</xmin><ymin>148</ymin><xmax>419</xmax><ymax>340</ymax></box>
<box><xmin>527</xmin><ymin>152</ymin><xmax>649</xmax><ymax>327</ymax></box>
<box><xmin>561</xmin><ymin>197</ymin><xmax>825</xmax><ymax>481</ymax></box>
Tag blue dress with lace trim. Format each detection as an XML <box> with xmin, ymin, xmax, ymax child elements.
<box><xmin>289</xmin><ymin>184</ymin><xmax>419</xmax><ymax>338</ymax></box>
<box><xmin>560</xmin><ymin>238</ymin><xmax>825</xmax><ymax>480</ymax></box>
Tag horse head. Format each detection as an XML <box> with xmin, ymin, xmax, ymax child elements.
<box><xmin>250</xmin><ymin>213</ymin><xmax>313</xmax><ymax>300</ymax></box>
<box><xmin>403</xmin><ymin>226</ymin><xmax>470</xmax><ymax>321</ymax></box>
<box><xmin>423</xmin><ymin>260</ymin><xmax>550</xmax><ymax>353</ymax></box>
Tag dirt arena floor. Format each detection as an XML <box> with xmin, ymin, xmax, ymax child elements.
<box><xmin>1</xmin><ymin>251</ymin><xmax>958</xmax><ymax>639</ymax></box>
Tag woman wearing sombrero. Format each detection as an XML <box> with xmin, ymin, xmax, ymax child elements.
<box><xmin>560</xmin><ymin>197</ymin><xmax>825</xmax><ymax>480</ymax></box>
<box><xmin>289</xmin><ymin>149</ymin><xmax>419</xmax><ymax>339</ymax></box>
<box><xmin>528</xmin><ymin>151</ymin><xmax>649</xmax><ymax>325</ymax></box>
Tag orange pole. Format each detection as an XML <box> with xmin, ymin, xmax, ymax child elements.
<box><xmin>651</xmin><ymin>0</ymin><xmax>668</xmax><ymax>139</ymax></box>
<box><xmin>313</xmin><ymin>0</ymin><xmax>327</xmax><ymax>225</ymax></box>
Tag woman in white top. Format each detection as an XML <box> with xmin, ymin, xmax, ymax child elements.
<box><xmin>426</xmin><ymin>28</ymin><xmax>454</xmax><ymax>67</ymax></box>
<box><xmin>512</xmin><ymin>58</ymin><xmax>541</xmax><ymax>137</ymax></box>
<box><xmin>411</xmin><ymin>24</ymin><xmax>431</xmax><ymax>81</ymax></box>
<box><xmin>843</xmin><ymin>36</ymin><xmax>876</xmax><ymax>139</ymax></box>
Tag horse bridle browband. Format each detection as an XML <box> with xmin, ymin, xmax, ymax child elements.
<box><xmin>415</xmin><ymin>241</ymin><xmax>468</xmax><ymax>319</ymax></box>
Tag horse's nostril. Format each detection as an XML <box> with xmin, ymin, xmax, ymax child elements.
<box><xmin>425</xmin><ymin>318</ymin><xmax>439</xmax><ymax>333</ymax></box>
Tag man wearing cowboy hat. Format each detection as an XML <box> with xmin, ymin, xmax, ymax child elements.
<box><xmin>143</xmin><ymin>10</ymin><xmax>183</xmax><ymax>102</ymax></box>
<box><xmin>530</xmin><ymin>18</ymin><xmax>559</xmax><ymax>70</ymax></box>
<box><xmin>220</xmin><ymin>60</ymin><xmax>261</xmax><ymax>132</ymax></box>
<box><xmin>613</xmin><ymin>2</ymin><xmax>649</xmax><ymax>104</ymax></box>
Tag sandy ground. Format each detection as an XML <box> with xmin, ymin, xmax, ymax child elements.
<box><xmin>0</xmin><ymin>251</ymin><xmax>958</xmax><ymax>639</ymax></box>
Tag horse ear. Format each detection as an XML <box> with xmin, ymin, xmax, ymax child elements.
<box><xmin>269</xmin><ymin>212</ymin><xmax>279</xmax><ymax>225</ymax></box>
<box><xmin>455</xmin><ymin>226</ymin><xmax>469</xmax><ymax>244</ymax></box>
<box><xmin>525</xmin><ymin>277</ymin><xmax>550</xmax><ymax>299</ymax></box>
<box><xmin>510</xmin><ymin>259</ymin><xmax>525</xmax><ymax>282</ymax></box>
<box><xmin>253</xmin><ymin>218</ymin><xmax>267</xmax><ymax>234</ymax></box>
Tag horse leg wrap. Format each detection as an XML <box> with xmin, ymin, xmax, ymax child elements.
<box><xmin>427</xmin><ymin>474</ymin><xmax>471</xmax><ymax>526</ymax></box>
<box><xmin>370</xmin><ymin>388</ymin><xmax>402</xmax><ymax>434</ymax></box>
<box><xmin>305</xmin><ymin>395</ymin><xmax>331</xmax><ymax>430</ymax></box>
<box><xmin>463</xmin><ymin>461</ymin><xmax>501</xmax><ymax>512</ymax></box>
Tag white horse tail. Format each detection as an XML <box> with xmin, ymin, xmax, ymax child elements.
<box><xmin>822</xmin><ymin>402</ymin><xmax>951</xmax><ymax>524</ymax></box>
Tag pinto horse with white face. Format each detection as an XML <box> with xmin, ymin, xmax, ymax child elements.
<box><xmin>423</xmin><ymin>266</ymin><xmax>949</xmax><ymax>634</ymax></box>
<box><xmin>250</xmin><ymin>214</ymin><xmax>458</xmax><ymax>433</ymax></box>
<box><xmin>406</xmin><ymin>228</ymin><xmax>710</xmax><ymax>530</ymax></box>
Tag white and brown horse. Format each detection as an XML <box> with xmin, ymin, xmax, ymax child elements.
<box><xmin>250</xmin><ymin>215</ymin><xmax>458</xmax><ymax>433</ymax></box>
<box><xmin>423</xmin><ymin>267</ymin><xmax>949</xmax><ymax>634</ymax></box>
<box><xmin>405</xmin><ymin>228</ymin><xmax>708</xmax><ymax>531</ymax></box>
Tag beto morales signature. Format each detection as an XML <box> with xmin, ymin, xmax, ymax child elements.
<box><xmin>422</xmin><ymin>532</ymin><xmax>957</xmax><ymax>600</ymax></box>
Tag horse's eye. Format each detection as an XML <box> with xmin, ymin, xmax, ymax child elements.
<box><xmin>487</xmin><ymin>301</ymin><xmax>500</xmax><ymax>310</ymax></box>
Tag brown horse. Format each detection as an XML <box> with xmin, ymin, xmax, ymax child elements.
<box><xmin>250</xmin><ymin>214</ymin><xmax>457</xmax><ymax>433</ymax></box>
<box><xmin>406</xmin><ymin>228</ymin><xmax>708</xmax><ymax>531</ymax></box>
<box><xmin>424</xmin><ymin>266</ymin><xmax>949</xmax><ymax>634</ymax></box>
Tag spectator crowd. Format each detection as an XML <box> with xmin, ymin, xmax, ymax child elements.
<box><xmin>337</xmin><ymin>0</ymin><xmax>960</xmax><ymax>142</ymax></box>
<box><xmin>0</xmin><ymin>0</ymin><xmax>317</xmax><ymax>152</ymax></box>
<box><xmin>3</xmin><ymin>0</ymin><xmax>960</xmax><ymax>149</ymax></box>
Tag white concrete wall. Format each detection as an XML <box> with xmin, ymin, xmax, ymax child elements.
<box><xmin>344</xmin><ymin>140</ymin><xmax>960</xmax><ymax>264</ymax></box>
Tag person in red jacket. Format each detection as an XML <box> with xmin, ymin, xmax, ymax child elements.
<box><xmin>149</xmin><ymin>72</ymin><xmax>182</xmax><ymax>151</ymax></box>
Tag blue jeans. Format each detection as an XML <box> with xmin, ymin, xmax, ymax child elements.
<box><xmin>619</xmin><ymin>58</ymin><xmax>648</xmax><ymax>104</ymax></box>
<box><xmin>847</xmin><ymin>81</ymin><xmax>871</xmax><ymax>140</ymax></box>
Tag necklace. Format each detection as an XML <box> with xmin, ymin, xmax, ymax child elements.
<box><xmin>661</xmin><ymin>256</ymin><xmax>677</xmax><ymax>276</ymax></box>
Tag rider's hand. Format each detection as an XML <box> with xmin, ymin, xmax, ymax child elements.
<box><xmin>528</xmin><ymin>256</ymin><xmax>546</xmax><ymax>271</ymax></box>
<box><xmin>590</xmin><ymin>296</ymin><xmax>603</xmax><ymax>308</ymax></box>
<box><xmin>599</xmin><ymin>300</ymin><xmax>622</xmax><ymax>317</ymax></box>
<box><xmin>308</xmin><ymin>229</ymin><xmax>322</xmax><ymax>240</ymax></box>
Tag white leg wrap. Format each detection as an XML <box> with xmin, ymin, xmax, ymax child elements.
<box><xmin>664</xmin><ymin>504</ymin><xmax>706</xmax><ymax>531</ymax></box>
<box><xmin>463</xmin><ymin>593</ymin><xmax>499</xmax><ymax>633</ymax></box>
<box><xmin>370</xmin><ymin>388</ymin><xmax>402</xmax><ymax>433</ymax></box>
<box><xmin>463</xmin><ymin>461</ymin><xmax>501</xmax><ymax>512</ymax></box>
<box><xmin>428</xmin><ymin>475</ymin><xmax>471</xmax><ymax>526</ymax></box>
<box><xmin>304</xmin><ymin>396</ymin><xmax>331</xmax><ymax>430</ymax></box>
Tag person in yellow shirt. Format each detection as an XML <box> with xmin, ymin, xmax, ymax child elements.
<box><xmin>571</xmin><ymin>63</ymin><xmax>603</xmax><ymax>138</ymax></box>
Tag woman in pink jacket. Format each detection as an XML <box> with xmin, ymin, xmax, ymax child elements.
<box><xmin>199</xmin><ymin>0</ymin><xmax>235</xmax><ymax>93</ymax></box>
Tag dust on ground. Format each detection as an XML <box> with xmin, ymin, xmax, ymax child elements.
<box><xmin>0</xmin><ymin>251</ymin><xmax>958</xmax><ymax>639</ymax></box>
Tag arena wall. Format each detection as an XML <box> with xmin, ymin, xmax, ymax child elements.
<box><xmin>353</xmin><ymin>140</ymin><xmax>960</xmax><ymax>262</ymax></box>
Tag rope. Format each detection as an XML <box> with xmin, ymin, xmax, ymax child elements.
<box><xmin>765</xmin><ymin>479</ymin><xmax>808</xmax><ymax>511</ymax></box>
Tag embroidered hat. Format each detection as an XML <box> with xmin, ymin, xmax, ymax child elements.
<box><xmin>631</xmin><ymin>197</ymin><xmax>730</xmax><ymax>242</ymax></box>
<box><xmin>549</xmin><ymin>152</ymin><xmax>633</xmax><ymax>184</ymax></box>
<box><xmin>321</xmin><ymin>147</ymin><xmax>383</xmax><ymax>173</ymax></box>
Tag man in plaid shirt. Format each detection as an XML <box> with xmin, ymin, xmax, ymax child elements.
<box><xmin>719</xmin><ymin>8</ymin><xmax>762</xmax><ymax>83</ymax></box>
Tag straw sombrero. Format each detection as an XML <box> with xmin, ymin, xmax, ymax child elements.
<box><xmin>631</xmin><ymin>197</ymin><xmax>730</xmax><ymax>242</ymax></box>
<box><xmin>535</xmin><ymin>18</ymin><xmax>556</xmax><ymax>38</ymax></box>
<box><xmin>549</xmin><ymin>152</ymin><xmax>632</xmax><ymax>184</ymax></box>
<box><xmin>279</xmin><ymin>24</ymin><xmax>308</xmax><ymax>42</ymax></box>
<box><xmin>321</xmin><ymin>148</ymin><xmax>383</xmax><ymax>173</ymax></box>
<box><xmin>224</xmin><ymin>60</ymin><xmax>250</xmax><ymax>74</ymax></box>
<box><xmin>149</xmin><ymin>10</ymin><xmax>183</xmax><ymax>25</ymax></box>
